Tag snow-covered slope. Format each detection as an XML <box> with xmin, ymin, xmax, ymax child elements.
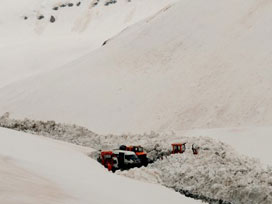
<box><xmin>1</xmin><ymin>0</ymin><xmax>175</xmax><ymax>39</ymax></box>
<box><xmin>1</xmin><ymin>0</ymin><xmax>272</xmax><ymax>134</ymax></box>
<box><xmin>0</xmin><ymin>0</ymin><xmax>175</xmax><ymax>87</ymax></box>
<box><xmin>0</xmin><ymin>127</ymin><xmax>201</xmax><ymax>204</ymax></box>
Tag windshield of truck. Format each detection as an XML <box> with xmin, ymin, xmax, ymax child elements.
<box><xmin>134</xmin><ymin>146</ymin><xmax>143</xmax><ymax>152</ymax></box>
<box><xmin>138</xmin><ymin>147</ymin><xmax>143</xmax><ymax>152</ymax></box>
<box><xmin>103</xmin><ymin>155</ymin><xmax>112</xmax><ymax>159</ymax></box>
<box><xmin>174</xmin><ymin>145</ymin><xmax>181</xmax><ymax>151</ymax></box>
<box><xmin>182</xmin><ymin>144</ymin><xmax>186</xmax><ymax>150</ymax></box>
<box><xmin>125</xmin><ymin>155</ymin><xmax>138</xmax><ymax>160</ymax></box>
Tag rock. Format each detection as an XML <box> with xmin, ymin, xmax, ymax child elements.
<box><xmin>37</xmin><ymin>15</ymin><xmax>44</xmax><ymax>20</ymax></box>
<box><xmin>50</xmin><ymin>16</ymin><xmax>56</xmax><ymax>23</ymax></box>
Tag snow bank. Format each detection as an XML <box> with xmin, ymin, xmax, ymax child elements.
<box><xmin>0</xmin><ymin>127</ymin><xmax>201</xmax><ymax>204</ymax></box>
<box><xmin>0</xmin><ymin>113</ymin><xmax>170</xmax><ymax>151</ymax></box>
<box><xmin>179</xmin><ymin>127</ymin><xmax>272</xmax><ymax>166</ymax></box>
<box><xmin>2</xmin><ymin>116</ymin><xmax>272</xmax><ymax>203</ymax></box>
<box><xmin>117</xmin><ymin>136</ymin><xmax>272</xmax><ymax>204</ymax></box>
<box><xmin>149</xmin><ymin>140</ymin><xmax>272</xmax><ymax>204</ymax></box>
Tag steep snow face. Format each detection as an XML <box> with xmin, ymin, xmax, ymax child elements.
<box><xmin>0</xmin><ymin>127</ymin><xmax>201</xmax><ymax>204</ymax></box>
<box><xmin>1</xmin><ymin>0</ymin><xmax>272</xmax><ymax>134</ymax></box>
<box><xmin>0</xmin><ymin>0</ymin><xmax>175</xmax><ymax>87</ymax></box>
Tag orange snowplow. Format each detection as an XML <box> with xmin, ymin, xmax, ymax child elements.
<box><xmin>171</xmin><ymin>143</ymin><xmax>186</xmax><ymax>154</ymax></box>
<box><xmin>97</xmin><ymin>151</ymin><xmax>118</xmax><ymax>172</ymax></box>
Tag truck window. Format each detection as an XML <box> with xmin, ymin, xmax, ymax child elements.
<box><xmin>104</xmin><ymin>155</ymin><xmax>112</xmax><ymax>159</ymax></box>
<box><xmin>125</xmin><ymin>155</ymin><xmax>138</xmax><ymax>160</ymax></box>
<box><xmin>138</xmin><ymin>147</ymin><xmax>143</xmax><ymax>152</ymax></box>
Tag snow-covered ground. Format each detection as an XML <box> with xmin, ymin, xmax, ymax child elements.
<box><xmin>179</xmin><ymin>127</ymin><xmax>272</xmax><ymax>166</ymax></box>
<box><xmin>0</xmin><ymin>127</ymin><xmax>201</xmax><ymax>204</ymax></box>
<box><xmin>0</xmin><ymin>0</ymin><xmax>175</xmax><ymax>88</ymax></box>
<box><xmin>1</xmin><ymin>0</ymin><xmax>272</xmax><ymax>203</ymax></box>
<box><xmin>1</xmin><ymin>116</ymin><xmax>272</xmax><ymax>203</ymax></box>
<box><xmin>1</xmin><ymin>0</ymin><xmax>272</xmax><ymax>134</ymax></box>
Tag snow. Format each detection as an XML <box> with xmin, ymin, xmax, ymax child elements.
<box><xmin>0</xmin><ymin>0</ymin><xmax>175</xmax><ymax>88</ymax></box>
<box><xmin>0</xmin><ymin>127</ymin><xmax>201</xmax><ymax>204</ymax></box>
<box><xmin>179</xmin><ymin>127</ymin><xmax>272</xmax><ymax>166</ymax></box>
<box><xmin>1</xmin><ymin>0</ymin><xmax>272</xmax><ymax>134</ymax></box>
<box><xmin>1</xmin><ymin>116</ymin><xmax>272</xmax><ymax>203</ymax></box>
<box><xmin>1</xmin><ymin>0</ymin><xmax>272</xmax><ymax>203</ymax></box>
<box><xmin>116</xmin><ymin>135</ymin><xmax>272</xmax><ymax>204</ymax></box>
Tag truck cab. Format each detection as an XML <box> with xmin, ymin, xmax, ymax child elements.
<box><xmin>113</xmin><ymin>150</ymin><xmax>141</xmax><ymax>169</ymax></box>
<box><xmin>125</xmin><ymin>146</ymin><xmax>148</xmax><ymax>166</ymax></box>
<box><xmin>171</xmin><ymin>143</ymin><xmax>186</xmax><ymax>154</ymax></box>
<box><xmin>98</xmin><ymin>151</ymin><xmax>118</xmax><ymax>172</ymax></box>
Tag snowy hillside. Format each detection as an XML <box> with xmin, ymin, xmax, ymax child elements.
<box><xmin>1</xmin><ymin>0</ymin><xmax>175</xmax><ymax>39</ymax></box>
<box><xmin>1</xmin><ymin>0</ymin><xmax>272</xmax><ymax>203</ymax></box>
<box><xmin>0</xmin><ymin>127</ymin><xmax>201</xmax><ymax>204</ymax></box>
<box><xmin>0</xmin><ymin>0</ymin><xmax>175</xmax><ymax>87</ymax></box>
<box><xmin>1</xmin><ymin>0</ymin><xmax>272</xmax><ymax>134</ymax></box>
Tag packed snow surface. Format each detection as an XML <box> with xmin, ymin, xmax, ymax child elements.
<box><xmin>1</xmin><ymin>0</ymin><xmax>272</xmax><ymax>134</ymax></box>
<box><xmin>0</xmin><ymin>127</ymin><xmax>201</xmax><ymax>204</ymax></box>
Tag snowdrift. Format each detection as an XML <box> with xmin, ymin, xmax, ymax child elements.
<box><xmin>0</xmin><ymin>127</ymin><xmax>201</xmax><ymax>204</ymax></box>
<box><xmin>179</xmin><ymin>127</ymin><xmax>272</xmax><ymax>166</ymax></box>
<box><xmin>1</xmin><ymin>0</ymin><xmax>272</xmax><ymax>133</ymax></box>
<box><xmin>1</xmin><ymin>116</ymin><xmax>272</xmax><ymax>203</ymax></box>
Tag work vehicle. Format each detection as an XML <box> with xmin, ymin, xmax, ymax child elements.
<box><xmin>171</xmin><ymin>143</ymin><xmax>186</xmax><ymax>154</ymax></box>
<box><xmin>192</xmin><ymin>144</ymin><xmax>199</xmax><ymax>155</ymax></box>
<box><xmin>113</xmin><ymin>150</ymin><xmax>141</xmax><ymax>169</ymax></box>
<box><xmin>97</xmin><ymin>151</ymin><xmax>118</xmax><ymax>172</ymax></box>
<box><xmin>120</xmin><ymin>145</ymin><xmax>149</xmax><ymax>166</ymax></box>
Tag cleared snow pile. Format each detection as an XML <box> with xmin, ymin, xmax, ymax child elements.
<box><xmin>181</xmin><ymin>127</ymin><xmax>272</xmax><ymax>166</ymax></box>
<box><xmin>0</xmin><ymin>113</ymin><xmax>171</xmax><ymax>152</ymax></box>
<box><xmin>0</xmin><ymin>113</ymin><xmax>101</xmax><ymax>147</ymax></box>
<box><xmin>2</xmin><ymin>115</ymin><xmax>272</xmax><ymax>203</ymax></box>
<box><xmin>119</xmin><ymin>137</ymin><xmax>272</xmax><ymax>204</ymax></box>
